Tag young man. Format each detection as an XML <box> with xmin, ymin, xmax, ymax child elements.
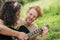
<box><xmin>0</xmin><ymin>1</ymin><xmax>28</xmax><ymax>40</ymax></box>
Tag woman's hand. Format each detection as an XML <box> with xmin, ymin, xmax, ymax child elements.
<box><xmin>40</xmin><ymin>25</ymin><xmax>48</xmax><ymax>40</ymax></box>
<box><xmin>42</xmin><ymin>25</ymin><xmax>48</xmax><ymax>36</ymax></box>
<box><xmin>17</xmin><ymin>32</ymin><xmax>28</xmax><ymax>40</ymax></box>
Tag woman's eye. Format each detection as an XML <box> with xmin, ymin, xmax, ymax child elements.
<box><xmin>30</xmin><ymin>13</ymin><xmax>32</xmax><ymax>15</ymax></box>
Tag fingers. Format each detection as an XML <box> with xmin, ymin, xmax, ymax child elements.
<box><xmin>41</xmin><ymin>26</ymin><xmax>48</xmax><ymax>35</ymax></box>
<box><xmin>20</xmin><ymin>38</ymin><xmax>27</xmax><ymax>40</ymax></box>
<box><xmin>25</xmin><ymin>36</ymin><xmax>28</xmax><ymax>40</ymax></box>
<box><xmin>20</xmin><ymin>34</ymin><xmax>28</xmax><ymax>40</ymax></box>
<box><xmin>24</xmin><ymin>34</ymin><xmax>28</xmax><ymax>40</ymax></box>
<box><xmin>21</xmin><ymin>38</ymin><xmax>28</xmax><ymax>40</ymax></box>
<box><xmin>43</xmin><ymin>27</ymin><xmax>48</xmax><ymax>31</ymax></box>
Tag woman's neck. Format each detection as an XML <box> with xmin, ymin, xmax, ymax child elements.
<box><xmin>24</xmin><ymin>19</ymin><xmax>31</xmax><ymax>26</ymax></box>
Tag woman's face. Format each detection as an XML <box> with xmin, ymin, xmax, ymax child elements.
<box><xmin>26</xmin><ymin>8</ymin><xmax>38</xmax><ymax>24</ymax></box>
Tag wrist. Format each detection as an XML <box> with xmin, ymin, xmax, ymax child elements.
<box><xmin>14</xmin><ymin>32</ymin><xmax>20</xmax><ymax>38</ymax></box>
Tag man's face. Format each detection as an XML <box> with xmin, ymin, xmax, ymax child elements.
<box><xmin>16</xmin><ymin>10</ymin><xmax>20</xmax><ymax>19</ymax></box>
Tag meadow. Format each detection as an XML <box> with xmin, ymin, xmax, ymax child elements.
<box><xmin>20</xmin><ymin>0</ymin><xmax>60</xmax><ymax>40</ymax></box>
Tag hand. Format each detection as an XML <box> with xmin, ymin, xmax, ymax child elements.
<box><xmin>40</xmin><ymin>25</ymin><xmax>48</xmax><ymax>40</ymax></box>
<box><xmin>17</xmin><ymin>32</ymin><xmax>28</xmax><ymax>40</ymax></box>
<box><xmin>41</xmin><ymin>25</ymin><xmax>48</xmax><ymax>36</ymax></box>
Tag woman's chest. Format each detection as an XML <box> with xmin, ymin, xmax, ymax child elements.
<box><xmin>26</xmin><ymin>25</ymin><xmax>38</xmax><ymax>33</ymax></box>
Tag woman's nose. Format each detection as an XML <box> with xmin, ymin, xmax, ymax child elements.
<box><xmin>30</xmin><ymin>16</ymin><xmax>33</xmax><ymax>19</ymax></box>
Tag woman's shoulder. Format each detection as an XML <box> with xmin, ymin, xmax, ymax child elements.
<box><xmin>17</xmin><ymin>18</ymin><xmax>23</xmax><ymax>24</ymax></box>
<box><xmin>16</xmin><ymin>18</ymin><xmax>24</xmax><ymax>27</ymax></box>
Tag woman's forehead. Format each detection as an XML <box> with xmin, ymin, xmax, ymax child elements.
<box><xmin>28</xmin><ymin>8</ymin><xmax>38</xmax><ymax>14</ymax></box>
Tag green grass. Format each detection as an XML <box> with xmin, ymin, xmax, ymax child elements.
<box><xmin>20</xmin><ymin>0</ymin><xmax>60</xmax><ymax>40</ymax></box>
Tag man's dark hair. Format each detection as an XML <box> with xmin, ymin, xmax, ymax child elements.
<box><xmin>0</xmin><ymin>1</ymin><xmax>21</xmax><ymax>26</ymax></box>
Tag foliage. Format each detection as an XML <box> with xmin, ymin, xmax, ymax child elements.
<box><xmin>17</xmin><ymin>0</ymin><xmax>39</xmax><ymax>5</ymax></box>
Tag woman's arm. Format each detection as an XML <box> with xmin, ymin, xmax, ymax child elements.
<box><xmin>30</xmin><ymin>24</ymin><xmax>48</xmax><ymax>40</ymax></box>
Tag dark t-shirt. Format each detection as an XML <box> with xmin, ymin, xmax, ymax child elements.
<box><xmin>0</xmin><ymin>26</ymin><xmax>16</xmax><ymax>40</ymax></box>
<box><xmin>0</xmin><ymin>34</ymin><xmax>12</xmax><ymax>40</ymax></box>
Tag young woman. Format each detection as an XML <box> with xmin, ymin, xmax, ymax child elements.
<box><xmin>0</xmin><ymin>1</ymin><xmax>28</xmax><ymax>40</ymax></box>
<box><xmin>17</xmin><ymin>5</ymin><xmax>48</xmax><ymax>40</ymax></box>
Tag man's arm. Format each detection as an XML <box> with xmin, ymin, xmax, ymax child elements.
<box><xmin>0</xmin><ymin>19</ymin><xmax>28</xmax><ymax>40</ymax></box>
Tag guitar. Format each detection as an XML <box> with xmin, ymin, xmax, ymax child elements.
<box><xmin>12</xmin><ymin>24</ymin><xmax>49</xmax><ymax>40</ymax></box>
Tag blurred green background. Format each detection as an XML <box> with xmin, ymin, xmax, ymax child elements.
<box><xmin>18</xmin><ymin>0</ymin><xmax>60</xmax><ymax>40</ymax></box>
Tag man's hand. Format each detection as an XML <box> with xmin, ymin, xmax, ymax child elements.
<box><xmin>17</xmin><ymin>32</ymin><xmax>28</xmax><ymax>40</ymax></box>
